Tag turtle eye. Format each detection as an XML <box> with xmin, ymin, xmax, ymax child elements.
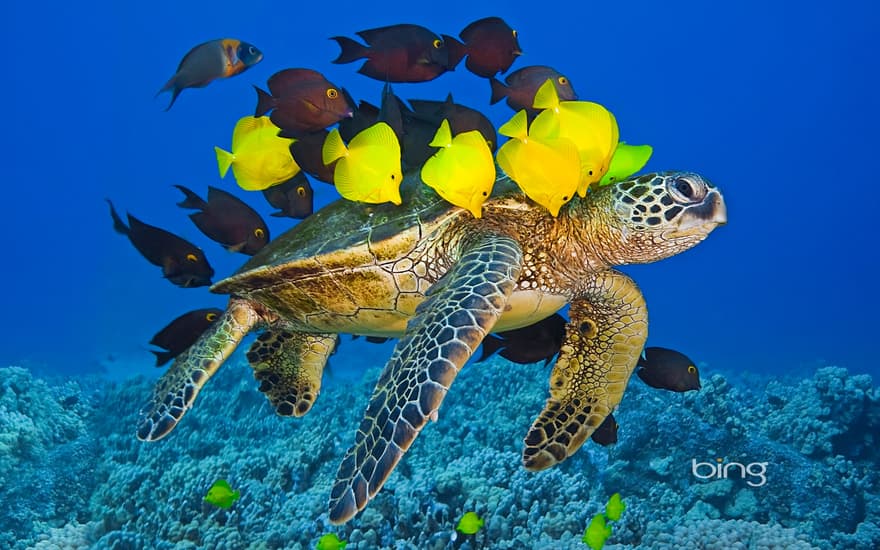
<box><xmin>186</xmin><ymin>253</ymin><xmax>198</xmax><ymax>262</ymax></box>
<box><xmin>206</xmin><ymin>312</ymin><xmax>217</xmax><ymax>321</ymax></box>
<box><xmin>688</xmin><ymin>365</ymin><xmax>697</xmax><ymax>374</ymax></box>
<box><xmin>296</xmin><ymin>186</ymin><xmax>306</xmax><ymax>197</ymax></box>
<box><xmin>433</xmin><ymin>39</ymin><xmax>443</xmax><ymax>49</ymax></box>
<box><xmin>557</xmin><ymin>76</ymin><xmax>568</xmax><ymax>86</ymax></box>
<box><xmin>254</xmin><ymin>227</ymin><xmax>265</xmax><ymax>238</ymax></box>
<box><xmin>326</xmin><ymin>88</ymin><xmax>339</xmax><ymax>99</ymax></box>
<box><xmin>668</xmin><ymin>175</ymin><xmax>707</xmax><ymax>204</ymax></box>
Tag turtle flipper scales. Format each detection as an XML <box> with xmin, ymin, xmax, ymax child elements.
<box><xmin>522</xmin><ymin>270</ymin><xmax>647</xmax><ymax>470</ymax></box>
<box><xmin>247</xmin><ymin>328</ymin><xmax>338</xmax><ymax>417</ymax></box>
<box><xmin>137</xmin><ymin>298</ymin><xmax>261</xmax><ymax>441</ymax></box>
<box><xmin>328</xmin><ymin>233</ymin><xmax>523</xmax><ymax>524</ymax></box>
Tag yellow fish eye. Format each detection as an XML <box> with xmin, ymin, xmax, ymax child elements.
<box><xmin>433</xmin><ymin>39</ymin><xmax>443</xmax><ymax>49</ymax></box>
<box><xmin>296</xmin><ymin>186</ymin><xmax>306</xmax><ymax>197</ymax></box>
<box><xmin>558</xmin><ymin>76</ymin><xmax>568</xmax><ymax>85</ymax></box>
<box><xmin>391</xmin><ymin>174</ymin><xmax>396</xmax><ymax>180</ymax></box>
<box><xmin>206</xmin><ymin>312</ymin><xmax>217</xmax><ymax>321</ymax></box>
<box><xmin>326</xmin><ymin>88</ymin><xmax>339</xmax><ymax>99</ymax></box>
<box><xmin>254</xmin><ymin>228</ymin><xmax>265</xmax><ymax>238</ymax></box>
<box><xmin>688</xmin><ymin>365</ymin><xmax>697</xmax><ymax>374</ymax></box>
<box><xmin>186</xmin><ymin>253</ymin><xmax>198</xmax><ymax>262</ymax></box>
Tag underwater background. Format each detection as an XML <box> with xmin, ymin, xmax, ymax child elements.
<box><xmin>2</xmin><ymin>0</ymin><xmax>878</xmax><ymax>548</ymax></box>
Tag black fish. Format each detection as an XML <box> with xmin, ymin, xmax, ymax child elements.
<box><xmin>477</xmin><ymin>313</ymin><xmax>566</xmax><ymax>365</ymax></box>
<box><xmin>106</xmin><ymin>200</ymin><xmax>213</xmax><ymax>288</ymax></box>
<box><xmin>408</xmin><ymin>93</ymin><xmax>498</xmax><ymax>151</ymax></box>
<box><xmin>443</xmin><ymin>17</ymin><xmax>522</xmax><ymax>78</ymax></box>
<box><xmin>489</xmin><ymin>65</ymin><xmax>577</xmax><ymax>113</ymax></box>
<box><xmin>332</xmin><ymin>24</ymin><xmax>453</xmax><ymax>82</ymax></box>
<box><xmin>290</xmin><ymin>130</ymin><xmax>336</xmax><ymax>184</ymax></box>
<box><xmin>340</xmin><ymin>83</ymin><xmax>407</xmax><ymax>142</ymax></box>
<box><xmin>254</xmin><ymin>68</ymin><xmax>354</xmax><ymax>138</ymax></box>
<box><xmin>636</xmin><ymin>347</ymin><xmax>702</xmax><ymax>392</ymax></box>
<box><xmin>590</xmin><ymin>413</ymin><xmax>618</xmax><ymax>446</ymax></box>
<box><xmin>150</xmin><ymin>308</ymin><xmax>223</xmax><ymax>366</ymax></box>
<box><xmin>175</xmin><ymin>185</ymin><xmax>269</xmax><ymax>255</ymax></box>
<box><xmin>262</xmin><ymin>173</ymin><xmax>314</xmax><ymax>219</ymax></box>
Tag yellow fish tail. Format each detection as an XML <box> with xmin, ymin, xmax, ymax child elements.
<box><xmin>429</xmin><ymin>119</ymin><xmax>453</xmax><ymax>148</ymax></box>
<box><xmin>532</xmin><ymin>79</ymin><xmax>560</xmax><ymax>110</ymax></box>
<box><xmin>498</xmin><ymin>110</ymin><xmax>530</xmax><ymax>140</ymax></box>
<box><xmin>215</xmin><ymin>146</ymin><xmax>234</xmax><ymax>178</ymax></box>
<box><xmin>322</xmin><ymin>129</ymin><xmax>349</xmax><ymax>165</ymax></box>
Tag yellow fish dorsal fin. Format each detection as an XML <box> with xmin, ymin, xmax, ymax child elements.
<box><xmin>532</xmin><ymin>78</ymin><xmax>560</xmax><ymax>110</ymax></box>
<box><xmin>231</xmin><ymin>116</ymin><xmax>271</xmax><ymax>150</ymax></box>
<box><xmin>499</xmin><ymin>110</ymin><xmax>529</xmax><ymax>140</ymax></box>
<box><xmin>212</xmin><ymin>479</ymin><xmax>232</xmax><ymax>492</ymax></box>
<box><xmin>322</xmin><ymin>129</ymin><xmax>349</xmax><ymax>165</ymax></box>
<box><xmin>429</xmin><ymin>119</ymin><xmax>453</xmax><ymax>148</ymax></box>
<box><xmin>350</xmin><ymin>121</ymin><xmax>400</xmax><ymax>153</ymax></box>
<box><xmin>454</xmin><ymin>129</ymin><xmax>490</xmax><ymax>151</ymax></box>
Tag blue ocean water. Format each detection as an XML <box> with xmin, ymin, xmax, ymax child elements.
<box><xmin>2</xmin><ymin>0</ymin><xmax>879</xmax><ymax>548</ymax></box>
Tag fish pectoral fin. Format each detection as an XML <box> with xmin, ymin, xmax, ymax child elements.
<box><xmin>226</xmin><ymin>241</ymin><xmax>247</xmax><ymax>253</ymax></box>
<box><xmin>328</xmin><ymin>232</ymin><xmax>523</xmax><ymax>524</ymax></box>
<box><xmin>522</xmin><ymin>270</ymin><xmax>647</xmax><ymax>471</ymax></box>
<box><xmin>247</xmin><ymin>328</ymin><xmax>337</xmax><ymax>417</ymax></box>
<box><xmin>136</xmin><ymin>298</ymin><xmax>261</xmax><ymax>441</ymax></box>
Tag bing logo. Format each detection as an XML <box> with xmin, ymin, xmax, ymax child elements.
<box><xmin>691</xmin><ymin>457</ymin><xmax>768</xmax><ymax>487</ymax></box>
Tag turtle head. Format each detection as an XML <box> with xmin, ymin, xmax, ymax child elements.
<box><xmin>603</xmin><ymin>171</ymin><xmax>726</xmax><ymax>264</ymax></box>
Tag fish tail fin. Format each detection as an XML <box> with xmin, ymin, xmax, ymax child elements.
<box><xmin>162</xmin><ymin>87</ymin><xmax>182</xmax><ymax>112</ymax></box>
<box><xmin>489</xmin><ymin>77</ymin><xmax>507</xmax><ymax>105</ymax></box>
<box><xmin>498</xmin><ymin>110</ymin><xmax>529</xmax><ymax>139</ymax></box>
<box><xmin>443</xmin><ymin>34</ymin><xmax>466</xmax><ymax>69</ymax></box>
<box><xmin>477</xmin><ymin>334</ymin><xmax>504</xmax><ymax>362</ymax></box>
<box><xmin>331</xmin><ymin>36</ymin><xmax>369</xmax><ymax>64</ymax></box>
<box><xmin>429</xmin><ymin>119</ymin><xmax>453</xmax><ymax>148</ymax></box>
<box><xmin>151</xmin><ymin>350</ymin><xmax>175</xmax><ymax>367</ymax></box>
<box><xmin>253</xmin><ymin>85</ymin><xmax>275</xmax><ymax>117</ymax></box>
<box><xmin>173</xmin><ymin>185</ymin><xmax>208</xmax><ymax>210</ymax></box>
<box><xmin>321</xmin><ymin>129</ymin><xmax>348</xmax><ymax>165</ymax></box>
<box><xmin>532</xmin><ymin>79</ymin><xmax>560</xmax><ymax>110</ymax></box>
<box><xmin>105</xmin><ymin>199</ymin><xmax>129</xmax><ymax>235</ymax></box>
<box><xmin>214</xmin><ymin>146</ymin><xmax>234</xmax><ymax>178</ymax></box>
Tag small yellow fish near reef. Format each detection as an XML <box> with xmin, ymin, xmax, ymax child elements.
<box><xmin>323</xmin><ymin>122</ymin><xmax>403</xmax><ymax>205</ymax></box>
<box><xmin>582</xmin><ymin>492</ymin><xmax>627</xmax><ymax>549</ymax></box>
<box><xmin>215</xmin><ymin>116</ymin><xmax>300</xmax><ymax>191</ymax></box>
<box><xmin>315</xmin><ymin>533</ymin><xmax>347</xmax><ymax>550</ymax></box>
<box><xmin>456</xmin><ymin>511</ymin><xmax>485</xmax><ymax>535</ymax></box>
<box><xmin>599</xmin><ymin>143</ymin><xmax>653</xmax><ymax>186</ymax></box>
<box><xmin>530</xmin><ymin>79</ymin><xmax>619</xmax><ymax>196</ymax></box>
<box><xmin>605</xmin><ymin>492</ymin><xmax>626</xmax><ymax>521</ymax></box>
<box><xmin>496</xmin><ymin>110</ymin><xmax>580</xmax><ymax>217</ymax></box>
<box><xmin>421</xmin><ymin>119</ymin><xmax>496</xmax><ymax>217</ymax></box>
<box><xmin>204</xmin><ymin>479</ymin><xmax>240</xmax><ymax>509</ymax></box>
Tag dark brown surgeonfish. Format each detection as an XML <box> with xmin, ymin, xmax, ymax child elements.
<box><xmin>149</xmin><ymin>308</ymin><xmax>223</xmax><ymax>366</ymax></box>
<box><xmin>174</xmin><ymin>185</ymin><xmax>269</xmax><ymax>255</ymax></box>
<box><xmin>339</xmin><ymin>83</ymin><xmax>406</xmax><ymax>142</ymax></box>
<box><xmin>636</xmin><ymin>347</ymin><xmax>702</xmax><ymax>392</ymax></box>
<box><xmin>489</xmin><ymin>65</ymin><xmax>577</xmax><ymax>113</ymax></box>
<box><xmin>331</xmin><ymin>24</ymin><xmax>455</xmax><ymax>82</ymax></box>
<box><xmin>443</xmin><ymin>17</ymin><xmax>522</xmax><ymax>78</ymax></box>
<box><xmin>157</xmin><ymin>39</ymin><xmax>263</xmax><ymax>111</ymax></box>
<box><xmin>477</xmin><ymin>313</ymin><xmax>567</xmax><ymax>365</ymax></box>
<box><xmin>106</xmin><ymin>200</ymin><xmax>214</xmax><ymax>288</ymax></box>
<box><xmin>408</xmin><ymin>94</ymin><xmax>498</xmax><ymax>151</ymax></box>
<box><xmin>262</xmin><ymin>173</ymin><xmax>314</xmax><ymax>219</ymax></box>
<box><xmin>254</xmin><ymin>68</ymin><xmax>354</xmax><ymax>138</ymax></box>
<box><xmin>290</xmin><ymin>130</ymin><xmax>336</xmax><ymax>184</ymax></box>
<box><xmin>590</xmin><ymin>413</ymin><xmax>619</xmax><ymax>446</ymax></box>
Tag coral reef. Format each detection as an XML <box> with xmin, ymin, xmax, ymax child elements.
<box><xmin>0</xmin><ymin>357</ymin><xmax>877</xmax><ymax>549</ymax></box>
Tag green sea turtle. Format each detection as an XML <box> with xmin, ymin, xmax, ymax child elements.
<box><xmin>137</xmin><ymin>171</ymin><xmax>726</xmax><ymax>524</ymax></box>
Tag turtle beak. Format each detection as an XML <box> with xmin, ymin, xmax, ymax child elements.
<box><xmin>667</xmin><ymin>191</ymin><xmax>727</xmax><ymax>238</ymax></box>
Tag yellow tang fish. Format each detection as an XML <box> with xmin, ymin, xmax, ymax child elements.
<box><xmin>599</xmin><ymin>143</ymin><xmax>653</xmax><ymax>186</ymax></box>
<box><xmin>496</xmin><ymin>110</ymin><xmax>580</xmax><ymax>217</ymax></box>
<box><xmin>215</xmin><ymin>116</ymin><xmax>300</xmax><ymax>191</ymax></box>
<box><xmin>204</xmin><ymin>479</ymin><xmax>240</xmax><ymax>509</ymax></box>
<box><xmin>322</xmin><ymin>122</ymin><xmax>403</xmax><ymax>205</ymax></box>
<box><xmin>529</xmin><ymin>79</ymin><xmax>619</xmax><ymax>196</ymax></box>
<box><xmin>420</xmin><ymin>119</ymin><xmax>496</xmax><ymax>218</ymax></box>
<box><xmin>456</xmin><ymin>511</ymin><xmax>484</xmax><ymax>535</ymax></box>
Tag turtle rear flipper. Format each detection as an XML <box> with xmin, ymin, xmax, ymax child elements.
<box><xmin>522</xmin><ymin>270</ymin><xmax>647</xmax><ymax>470</ymax></box>
<box><xmin>247</xmin><ymin>328</ymin><xmax>338</xmax><ymax>417</ymax></box>
<box><xmin>137</xmin><ymin>298</ymin><xmax>261</xmax><ymax>441</ymax></box>
<box><xmin>328</xmin><ymin>232</ymin><xmax>523</xmax><ymax>524</ymax></box>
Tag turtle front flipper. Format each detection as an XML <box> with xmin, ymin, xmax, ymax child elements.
<box><xmin>522</xmin><ymin>270</ymin><xmax>647</xmax><ymax>470</ymax></box>
<box><xmin>247</xmin><ymin>328</ymin><xmax>338</xmax><ymax>417</ymax></box>
<box><xmin>328</xmin><ymin>233</ymin><xmax>523</xmax><ymax>524</ymax></box>
<box><xmin>137</xmin><ymin>298</ymin><xmax>262</xmax><ymax>441</ymax></box>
